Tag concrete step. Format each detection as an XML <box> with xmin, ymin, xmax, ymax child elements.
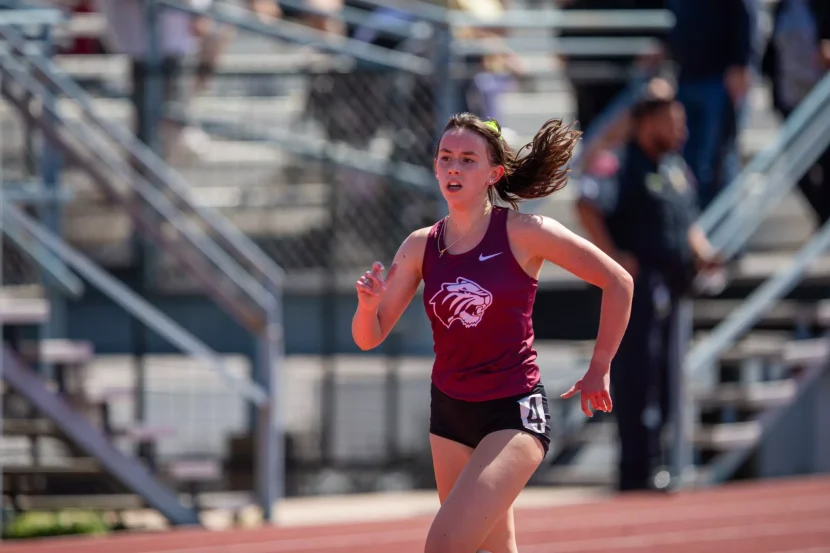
<box><xmin>693</xmin><ymin>299</ymin><xmax>830</xmax><ymax>331</ymax></box>
<box><xmin>0</xmin><ymin>295</ymin><xmax>50</xmax><ymax>326</ymax></box>
<box><xmin>2</xmin><ymin>418</ymin><xmax>175</xmax><ymax>442</ymax></box>
<box><xmin>694</xmin><ymin>421</ymin><xmax>761</xmax><ymax>452</ymax></box>
<box><xmin>19</xmin><ymin>338</ymin><xmax>94</xmax><ymax>366</ymax></box>
<box><xmin>729</xmin><ymin>251</ymin><xmax>830</xmax><ymax>288</ymax></box>
<box><xmin>556</xmin><ymin>419</ymin><xmax>763</xmax><ymax>453</ymax></box>
<box><xmin>1</xmin><ymin>457</ymin><xmax>103</xmax><ymax>475</ymax></box>
<box><xmin>695</xmin><ymin>379</ymin><xmax>797</xmax><ymax>411</ymax></box>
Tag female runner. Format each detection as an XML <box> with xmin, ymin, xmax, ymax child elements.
<box><xmin>352</xmin><ymin>113</ymin><xmax>634</xmax><ymax>553</ymax></box>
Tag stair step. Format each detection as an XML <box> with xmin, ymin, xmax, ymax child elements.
<box><xmin>693</xmin><ymin>299</ymin><xmax>830</xmax><ymax>330</ymax></box>
<box><xmin>694</xmin><ymin>421</ymin><xmax>761</xmax><ymax>451</ymax></box>
<box><xmin>563</xmin><ymin>419</ymin><xmax>763</xmax><ymax>453</ymax></box>
<box><xmin>0</xmin><ymin>285</ymin><xmax>44</xmax><ymax>299</ymax></box>
<box><xmin>53</xmin><ymin>50</ymin><xmax>338</xmax><ymax>81</ymax></box>
<box><xmin>783</xmin><ymin>336</ymin><xmax>830</xmax><ymax>365</ymax></box>
<box><xmin>718</xmin><ymin>333</ymin><xmax>792</xmax><ymax>364</ymax></box>
<box><xmin>2</xmin><ymin>418</ymin><xmax>176</xmax><ymax>442</ymax></box>
<box><xmin>19</xmin><ymin>339</ymin><xmax>94</xmax><ymax>366</ymax></box>
<box><xmin>717</xmin><ymin>336</ymin><xmax>830</xmax><ymax>369</ymax></box>
<box><xmin>15</xmin><ymin>493</ymin><xmax>146</xmax><ymax>512</ymax></box>
<box><xmin>695</xmin><ymin>380</ymin><xmax>796</xmax><ymax>410</ymax></box>
<box><xmin>60</xmin><ymin>169</ymin><xmax>330</xmax><ymax>208</ymax></box>
<box><xmin>13</xmin><ymin>489</ymin><xmax>255</xmax><ymax>512</ymax></box>
<box><xmin>2</xmin><ymin>418</ymin><xmax>58</xmax><ymax>436</ymax></box>
<box><xmin>166</xmin><ymin>459</ymin><xmax>223</xmax><ymax>482</ymax></box>
<box><xmin>88</xmin><ymin>387</ymin><xmax>135</xmax><ymax>402</ymax></box>
<box><xmin>120</xmin><ymin>425</ymin><xmax>177</xmax><ymax>442</ymax></box>
<box><xmin>1</xmin><ymin>457</ymin><xmax>102</xmax><ymax>475</ymax></box>
<box><xmin>0</xmin><ymin>296</ymin><xmax>50</xmax><ymax>326</ymax></box>
<box><xmin>729</xmin><ymin>253</ymin><xmax>830</xmax><ymax>287</ymax></box>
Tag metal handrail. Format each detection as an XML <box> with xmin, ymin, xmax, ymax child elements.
<box><xmin>450</xmin><ymin>9</ymin><xmax>675</xmax><ymax>30</ymax></box>
<box><xmin>0</xmin><ymin>26</ymin><xmax>286</xmax><ymax>293</ymax></box>
<box><xmin>158</xmin><ymin>0</ymin><xmax>433</xmax><ymax>75</ymax></box>
<box><xmin>688</xmin><ymin>219</ymin><xmax>830</xmax><ymax>377</ymax></box>
<box><xmin>275</xmin><ymin>0</ymin><xmax>430</xmax><ymax>42</ymax></box>
<box><xmin>345</xmin><ymin>0</ymin><xmax>674</xmax><ymax>30</ymax></box>
<box><xmin>192</xmin><ymin>115</ymin><xmax>436</xmax><ymax>193</ymax></box>
<box><xmin>1</xmin><ymin>14</ymin><xmax>284</xmax><ymax>522</ymax></box>
<box><xmin>671</xmin><ymin>74</ymin><xmax>830</xmax><ymax>488</ymax></box>
<box><xmin>0</xmin><ymin>213</ymin><xmax>85</xmax><ymax>299</ymax></box>
<box><xmin>699</xmin><ymin>342</ymin><xmax>829</xmax><ymax>486</ymax></box>
<box><xmin>697</xmin><ymin>72</ymin><xmax>830</xmax><ymax>235</ymax></box>
<box><xmin>0</xmin><ymin>8</ymin><xmax>64</xmax><ymax>26</ymax></box>
<box><xmin>715</xmin><ymin>102</ymin><xmax>830</xmax><ymax>258</ymax></box>
<box><xmin>0</xmin><ymin>49</ymin><xmax>271</xmax><ymax>315</ymax></box>
<box><xmin>1</xmin><ymin>64</ymin><xmax>266</xmax><ymax>333</ymax></box>
<box><xmin>1</xmin><ymin>203</ymin><xmax>268</xmax><ymax>405</ymax></box>
<box><xmin>454</xmin><ymin>36</ymin><xmax>663</xmax><ymax>57</ymax></box>
<box><xmin>674</xmin><ymin>219</ymin><xmax>830</xmax><ymax>487</ymax></box>
<box><xmin>345</xmin><ymin>0</ymin><xmax>448</xmax><ymax>26</ymax></box>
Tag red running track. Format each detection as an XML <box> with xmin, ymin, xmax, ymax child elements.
<box><xmin>4</xmin><ymin>475</ymin><xmax>830</xmax><ymax>553</ymax></box>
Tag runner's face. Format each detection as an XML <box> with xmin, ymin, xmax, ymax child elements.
<box><xmin>434</xmin><ymin>129</ymin><xmax>502</xmax><ymax>208</ymax></box>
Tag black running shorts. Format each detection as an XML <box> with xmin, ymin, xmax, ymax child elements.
<box><xmin>429</xmin><ymin>382</ymin><xmax>552</xmax><ymax>456</ymax></box>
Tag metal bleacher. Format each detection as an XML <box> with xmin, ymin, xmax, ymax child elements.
<box><xmin>46</xmin><ymin>2</ymin><xmax>821</xmax><ymax>289</ymax></box>
<box><xmin>2</xmin><ymin>3</ymin><xmax>284</xmax><ymax>526</ymax></box>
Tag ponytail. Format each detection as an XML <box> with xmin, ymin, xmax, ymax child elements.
<box><xmin>495</xmin><ymin>118</ymin><xmax>580</xmax><ymax>208</ymax></box>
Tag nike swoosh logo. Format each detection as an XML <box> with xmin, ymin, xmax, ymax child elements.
<box><xmin>479</xmin><ymin>252</ymin><xmax>502</xmax><ymax>261</ymax></box>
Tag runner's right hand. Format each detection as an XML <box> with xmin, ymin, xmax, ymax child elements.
<box><xmin>356</xmin><ymin>261</ymin><xmax>398</xmax><ymax>312</ymax></box>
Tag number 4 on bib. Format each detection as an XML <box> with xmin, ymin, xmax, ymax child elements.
<box><xmin>518</xmin><ymin>393</ymin><xmax>546</xmax><ymax>434</ymax></box>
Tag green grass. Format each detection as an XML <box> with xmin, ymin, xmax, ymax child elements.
<box><xmin>1</xmin><ymin>510</ymin><xmax>124</xmax><ymax>540</ymax></box>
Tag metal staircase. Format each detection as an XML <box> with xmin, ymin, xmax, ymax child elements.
<box><xmin>1</xmin><ymin>14</ymin><xmax>284</xmax><ymax>524</ymax></box>
<box><xmin>537</xmin><ymin>72</ymin><xmax>830</xmax><ymax>490</ymax></box>
<box><xmin>2</xmin><ymin>344</ymin><xmax>199</xmax><ymax>524</ymax></box>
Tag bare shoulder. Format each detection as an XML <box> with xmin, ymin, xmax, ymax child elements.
<box><xmin>506</xmin><ymin>209</ymin><xmax>588</xmax><ymax>266</ymax></box>
<box><xmin>506</xmin><ymin>210</ymin><xmax>566</xmax><ymax>242</ymax></box>
<box><xmin>394</xmin><ymin>225</ymin><xmax>432</xmax><ymax>274</ymax></box>
<box><xmin>402</xmin><ymin>226</ymin><xmax>431</xmax><ymax>253</ymax></box>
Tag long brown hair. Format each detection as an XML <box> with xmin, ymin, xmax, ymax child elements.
<box><xmin>435</xmin><ymin>113</ymin><xmax>581</xmax><ymax>209</ymax></box>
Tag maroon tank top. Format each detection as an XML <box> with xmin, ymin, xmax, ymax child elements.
<box><xmin>422</xmin><ymin>206</ymin><xmax>540</xmax><ymax>402</ymax></box>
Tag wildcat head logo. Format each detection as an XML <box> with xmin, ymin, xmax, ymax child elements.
<box><xmin>430</xmin><ymin>277</ymin><xmax>493</xmax><ymax>329</ymax></box>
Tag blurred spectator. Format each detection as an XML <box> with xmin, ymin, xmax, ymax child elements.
<box><xmin>64</xmin><ymin>0</ymin><xmax>108</xmax><ymax>55</ymax></box>
<box><xmin>555</xmin><ymin>0</ymin><xmax>669</xmax><ymax>132</ymax></box>
<box><xmin>450</xmin><ymin>0</ymin><xmax>524</xmax><ymax>125</ymax></box>
<box><xmin>300</xmin><ymin>0</ymin><xmax>346</xmax><ymax>35</ymax></box>
<box><xmin>95</xmin><ymin>0</ymin><xmax>211</xmax><ymax>160</ymax></box>
<box><xmin>665</xmin><ymin>0</ymin><xmax>758</xmax><ymax>210</ymax></box>
<box><xmin>191</xmin><ymin>0</ymin><xmax>283</xmax><ymax>99</ymax></box>
<box><xmin>762</xmin><ymin>0</ymin><xmax>830</xmax><ymax>228</ymax></box>
<box><xmin>575</xmin><ymin>78</ymin><xmax>721</xmax><ymax>492</ymax></box>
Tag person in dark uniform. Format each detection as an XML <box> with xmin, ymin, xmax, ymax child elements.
<box><xmin>575</xmin><ymin>79</ymin><xmax>722</xmax><ymax>492</ymax></box>
<box><xmin>352</xmin><ymin>112</ymin><xmax>634</xmax><ymax>553</ymax></box>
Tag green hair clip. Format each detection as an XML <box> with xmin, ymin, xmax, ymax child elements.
<box><xmin>483</xmin><ymin>119</ymin><xmax>500</xmax><ymax>135</ymax></box>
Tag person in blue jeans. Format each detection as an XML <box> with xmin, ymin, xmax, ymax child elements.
<box><xmin>666</xmin><ymin>0</ymin><xmax>758</xmax><ymax>210</ymax></box>
<box><xmin>762</xmin><ymin>0</ymin><xmax>830</xmax><ymax>228</ymax></box>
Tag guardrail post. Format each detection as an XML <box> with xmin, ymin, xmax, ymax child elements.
<box><xmin>256</xmin><ymin>285</ymin><xmax>284</xmax><ymax>523</ymax></box>
<box><xmin>432</xmin><ymin>19</ymin><xmax>455</xmax><ymax>220</ymax></box>
<box><xmin>36</xmin><ymin>24</ymin><xmax>65</xmax><ymax>383</ymax></box>
<box><xmin>670</xmin><ymin>298</ymin><xmax>695</xmax><ymax>489</ymax></box>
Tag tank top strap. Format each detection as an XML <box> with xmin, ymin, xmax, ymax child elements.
<box><xmin>488</xmin><ymin>205</ymin><xmax>512</xmax><ymax>251</ymax></box>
